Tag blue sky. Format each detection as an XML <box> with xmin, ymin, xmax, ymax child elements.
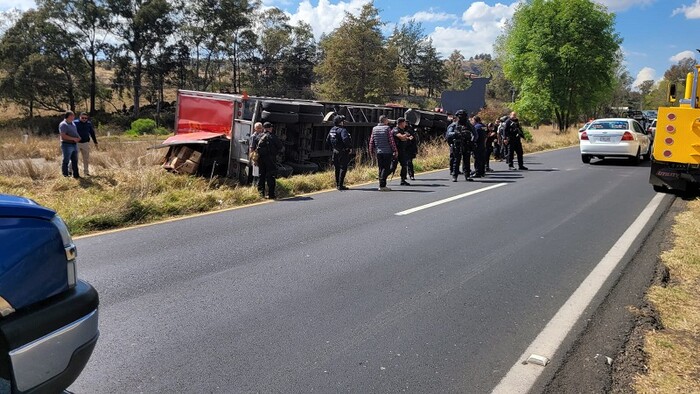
<box><xmin>2</xmin><ymin>0</ymin><xmax>698</xmax><ymax>87</ymax></box>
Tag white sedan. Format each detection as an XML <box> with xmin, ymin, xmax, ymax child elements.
<box><xmin>579</xmin><ymin>118</ymin><xmax>652</xmax><ymax>164</ymax></box>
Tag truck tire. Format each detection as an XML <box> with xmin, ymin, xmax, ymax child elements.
<box><xmin>285</xmin><ymin>161</ymin><xmax>319</xmax><ymax>174</ymax></box>
<box><xmin>298</xmin><ymin>113</ymin><xmax>324</xmax><ymax>124</ymax></box>
<box><xmin>418</xmin><ymin>117</ymin><xmax>434</xmax><ymax>128</ymax></box>
<box><xmin>261</xmin><ymin>110</ymin><xmax>299</xmax><ymax>124</ymax></box>
<box><xmin>261</xmin><ymin>100</ymin><xmax>299</xmax><ymax>113</ymax></box>
<box><xmin>295</xmin><ymin>102</ymin><xmax>324</xmax><ymax>114</ymax></box>
<box><xmin>417</xmin><ymin>110</ymin><xmax>436</xmax><ymax>121</ymax></box>
<box><xmin>404</xmin><ymin>109</ymin><xmax>421</xmax><ymax>126</ymax></box>
<box><xmin>276</xmin><ymin>163</ymin><xmax>294</xmax><ymax>178</ymax></box>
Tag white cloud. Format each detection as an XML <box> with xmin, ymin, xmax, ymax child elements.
<box><xmin>286</xmin><ymin>0</ymin><xmax>369</xmax><ymax>40</ymax></box>
<box><xmin>399</xmin><ymin>10</ymin><xmax>457</xmax><ymax>25</ymax></box>
<box><xmin>672</xmin><ymin>0</ymin><xmax>700</xmax><ymax>19</ymax></box>
<box><xmin>669</xmin><ymin>50</ymin><xmax>697</xmax><ymax>62</ymax></box>
<box><xmin>593</xmin><ymin>0</ymin><xmax>655</xmax><ymax>12</ymax></box>
<box><xmin>633</xmin><ymin>67</ymin><xmax>657</xmax><ymax>87</ymax></box>
<box><xmin>0</xmin><ymin>0</ymin><xmax>33</xmax><ymax>11</ymax></box>
<box><xmin>427</xmin><ymin>1</ymin><xmax>519</xmax><ymax>58</ymax></box>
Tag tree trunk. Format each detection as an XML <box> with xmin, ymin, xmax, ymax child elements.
<box><xmin>67</xmin><ymin>74</ymin><xmax>76</xmax><ymax>112</ymax></box>
<box><xmin>90</xmin><ymin>51</ymin><xmax>97</xmax><ymax>116</ymax></box>
<box><xmin>133</xmin><ymin>56</ymin><xmax>142</xmax><ymax>117</ymax></box>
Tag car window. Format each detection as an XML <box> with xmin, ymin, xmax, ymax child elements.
<box><xmin>589</xmin><ymin>121</ymin><xmax>628</xmax><ymax>130</ymax></box>
<box><xmin>633</xmin><ymin>122</ymin><xmax>645</xmax><ymax>134</ymax></box>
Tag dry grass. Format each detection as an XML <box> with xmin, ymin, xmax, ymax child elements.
<box><xmin>634</xmin><ymin>199</ymin><xmax>700</xmax><ymax>393</ymax></box>
<box><xmin>524</xmin><ymin>126</ymin><xmax>581</xmax><ymax>153</ymax></box>
<box><xmin>0</xmin><ymin>127</ymin><xmax>577</xmax><ymax>235</ymax></box>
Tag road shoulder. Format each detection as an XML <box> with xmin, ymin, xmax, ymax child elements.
<box><xmin>542</xmin><ymin>196</ymin><xmax>683</xmax><ymax>393</ymax></box>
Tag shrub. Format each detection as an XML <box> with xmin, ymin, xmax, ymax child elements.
<box><xmin>126</xmin><ymin>118</ymin><xmax>170</xmax><ymax>136</ymax></box>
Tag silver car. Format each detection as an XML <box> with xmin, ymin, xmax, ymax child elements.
<box><xmin>579</xmin><ymin>118</ymin><xmax>652</xmax><ymax>164</ymax></box>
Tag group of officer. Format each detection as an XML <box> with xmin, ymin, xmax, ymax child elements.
<box><xmin>446</xmin><ymin>110</ymin><xmax>528</xmax><ymax>182</ymax></box>
<box><xmin>253</xmin><ymin>108</ymin><xmax>528</xmax><ymax>197</ymax></box>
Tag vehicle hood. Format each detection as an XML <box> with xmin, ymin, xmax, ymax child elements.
<box><xmin>0</xmin><ymin>194</ymin><xmax>56</xmax><ymax>220</ymax></box>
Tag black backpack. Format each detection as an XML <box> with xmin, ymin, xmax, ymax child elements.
<box><xmin>328</xmin><ymin>126</ymin><xmax>344</xmax><ymax>150</ymax></box>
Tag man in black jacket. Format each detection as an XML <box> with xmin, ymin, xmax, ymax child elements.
<box><xmin>252</xmin><ymin>122</ymin><xmax>284</xmax><ymax>198</ymax></box>
<box><xmin>504</xmin><ymin>112</ymin><xmax>528</xmax><ymax>170</ymax></box>
<box><xmin>326</xmin><ymin>115</ymin><xmax>352</xmax><ymax>190</ymax></box>
<box><xmin>392</xmin><ymin>117</ymin><xmax>414</xmax><ymax>186</ymax></box>
<box><xmin>445</xmin><ymin>110</ymin><xmax>476</xmax><ymax>182</ymax></box>
<box><xmin>472</xmin><ymin>116</ymin><xmax>487</xmax><ymax>177</ymax></box>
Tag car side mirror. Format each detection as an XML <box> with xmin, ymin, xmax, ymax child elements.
<box><xmin>669</xmin><ymin>83</ymin><xmax>677</xmax><ymax>103</ymax></box>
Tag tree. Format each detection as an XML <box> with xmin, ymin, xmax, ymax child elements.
<box><xmin>279</xmin><ymin>22</ymin><xmax>317</xmax><ymax>98</ymax></box>
<box><xmin>416</xmin><ymin>38</ymin><xmax>444</xmax><ymax>97</ymax></box>
<box><xmin>0</xmin><ymin>9</ymin><xmax>89</xmax><ymax>116</ymax></box>
<box><xmin>501</xmin><ymin>0</ymin><xmax>621</xmax><ymax>130</ymax></box>
<box><xmin>664</xmin><ymin>57</ymin><xmax>697</xmax><ymax>96</ymax></box>
<box><xmin>444</xmin><ymin>50</ymin><xmax>470</xmax><ymax>91</ymax></box>
<box><xmin>38</xmin><ymin>0</ymin><xmax>111</xmax><ymax>115</ymax></box>
<box><xmin>183</xmin><ymin>0</ymin><xmax>255</xmax><ymax>92</ymax></box>
<box><xmin>315</xmin><ymin>3</ymin><xmax>395</xmax><ymax>103</ymax></box>
<box><xmin>106</xmin><ymin>0</ymin><xmax>176</xmax><ymax>117</ymax></box>
<box><xmin>387</xmin><ymin>20</ymin><xmax>424</xmax><ymax>94</ymax></box>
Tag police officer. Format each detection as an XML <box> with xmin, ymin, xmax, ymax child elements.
<box><xmin>252</xmin><ymin>121</ymin><xmax>283</xmax><ymax>198</ymax></box>
<box><xmin>446</xmin><ymin>109</ymin><xmax>476</xmax><ymax>182</ymax></box>
<box><xmin>504</xmin><ymin>111</ymin><xmax>528</xmax><ymax>170</ymax></box>
<box><xmin>326</xmin><ymin>115</ymin><xmax>352</xmax><ymax>190</ymax></box>
<box><xmin>472</xmin><ymin>115</ymin><xmax>487</xmax><ymax>177</ymax></box>
<box><xmin>392</xmin><ymin>117</ymin><xmax>414</xmax><ymax>186</ymax></box>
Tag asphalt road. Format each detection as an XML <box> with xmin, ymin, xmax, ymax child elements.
<box><xmin>70</xmin><ymin>148</ymin><xmax>668</xmax><ymax>393</ymax></box>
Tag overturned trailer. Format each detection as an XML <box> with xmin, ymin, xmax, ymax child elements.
<box><xmin>160</xmin><ymin>90</ymin><xmax>450</xmax><ymax>182</ymax></box>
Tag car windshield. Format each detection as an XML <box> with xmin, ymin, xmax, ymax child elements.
<box><xmin>589</xmin><ymin>121</ymin><xmax>628</xmax><ymax>130</ymax></box>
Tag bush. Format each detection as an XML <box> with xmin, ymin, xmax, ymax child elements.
<box><xmin>126</xmin><ymin>118</ymin><xmax>169</xmax><ymax>136</ymax></box>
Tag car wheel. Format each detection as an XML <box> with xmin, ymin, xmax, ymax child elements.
<box><xmin>629</xmin><ymin>148</ymin><xmax>641</xmax><ymax>165</ymax></box>
<box><xmin>581</xmin><ymin>154</ymin><xmax>591</xmax><ymax>164</ymax></box>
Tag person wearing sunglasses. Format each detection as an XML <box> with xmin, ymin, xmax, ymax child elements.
<box><xmin>73</xmin><ymin>112</ymin><xmax>98</xmax><ymax>176</ymax></box>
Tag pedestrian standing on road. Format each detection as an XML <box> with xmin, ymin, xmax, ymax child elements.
<box><xmin>74</xmin><ymin>112</ymin><xmax>98</xmax><ymax>176</ymax></box>
<box><xmin>472</xmin><ymin>116</ymin><xmax>487</xmax><ymax>177</ymax></box>
<box><xmin>498</xmin><ymin>116</ymin><xmax>509</xmax><ymax>164</ymax></box>
<box><xmin>252</xmin><ymin>122</ymin><xmax>283</xmax><ymax>199</ymax></box>
<box><xmin>391</xmin><ymin>117</ymin><xmax>414</xmax><ymax>186</ymax></box>
<box><xmin>248</xmin><ymin>122</ymin><xmax>263</xmax><ymax>186</ymax></box>
<box><xmin>486</xmin><ymin>122</ymin><xmax>497</xmax><ymax>170</ymax></box>
<box><xmin>504</xmin><ymin>112</ymin><xmax>528</xmax><ymax>171</ymax></box>
<box><xmin>326</xmin><ymin>115</ymin><xmax>352</xmax><ymax>190</ymax></box>
<box><xmin>59</xmin><ymin>111</ymin><xmax>81</xmax><ymax>178</ymax></box>
<box><xmin>369</xmin><ymin>115</ymin><xmax>397</xmax><ymax>191</ymax></box>
<box><xmin>445</xmin><ymin>110</ymin><xmax>475</xmax><ymax>182</ymax></box>
<box><xmin>405</xmin><ymin>124</ymin><xmax>419</xmax><ymax>180</ymax></box>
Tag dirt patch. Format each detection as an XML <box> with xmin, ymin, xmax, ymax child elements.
<box><xmin>610</xmin><ymin>264</ymin><xmax>667</xmax><ymax>393</ymax></box>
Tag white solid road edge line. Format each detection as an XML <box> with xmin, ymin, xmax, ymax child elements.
<box><xmin>395</xmin><ymin>183</ymin><xmax>508</xmax><ymax>216</ymax></box>
<box><xmin>491</xmin><ymin>192</ymin><xmax>666</xmax><ymax>394</ymax></box>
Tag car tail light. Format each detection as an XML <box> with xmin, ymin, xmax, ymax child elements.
<box><xmin>580</xmin><ymin>131</ymin><xmax>589</xmax><ymax>140</ymax></box>
<box><xmin>51</xmin><ymin>215</ymin><xmax>77</xmax><ymax>288</ymax></box>
<box><xmin>621</xmin><ymin>131</ymin><xmax>634</xmax><ymax>141</ymax></box>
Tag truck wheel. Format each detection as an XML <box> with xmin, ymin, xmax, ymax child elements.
<box><xmin>285</xmin><ymin>161</ymin><xmax>319</xmax><ymax>174</ymax></box>
<box><xmin>417</xmin><ymin>110</ymin><xmax>436</xmax><ymax>121</ymax></box>
<box><xmin>418</xmin><ymin>117</ymin><xmax>434</xmax><ymax>128</ymax></box>
<box><xmin>581</xmin><ymin>154</ymin><xmax>591</xmax><ymax>164</ymax></box>
<box><xmin>262</xmin><ymin>100</ymin><xmax>299</xmax><ymax>113</ymax></box>
<box><xmin>295</xmin><ymin>102</ymin><xmax>324</xmax><ymax>114</ymax></box>
<box><xmin>276</xmin><ymin>163</ymin><xmax>294</xmax><ymax>178</ymax></box>
<box><xmin>404</xmin><ymin>109</ymin><xmax>421</xmax><ymax>126</ymax></box>
<box><xmin>298</xmin><ymin>113</ymin><xmax>324</xmax><ymax>124</ymax></box>
<box><xmin>261</xmin><ymin>110</ymin><xmax>299</xmax><ymax>124</ymax></box>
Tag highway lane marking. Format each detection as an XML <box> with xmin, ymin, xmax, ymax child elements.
<box><xmin>395</xmin><ymin>183</ymin><xmax>508</xmax><ymax>216</ymax></box>
<box><xmin>491</xmin><ymin>192</ymin><xmax>666</xmax><ymax>394</ymax></box>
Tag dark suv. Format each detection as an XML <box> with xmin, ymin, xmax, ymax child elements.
<box><xmin>0</xmin><ymin>194</ymin><xmax>99</xmax><ymax>393</ymax></box>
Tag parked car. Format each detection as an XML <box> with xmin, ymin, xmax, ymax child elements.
<box><xmin>579</xmin><ymin>118</ymin><xmax>652</xmax><ymax>164</ymax></box>
<box><xmin>647</xmin><ymin>118</ymin><xmax>657</xmax><ymax>140</ymax></box>
<box><xmin>0</xmin><ymin>194</ymin><xmax>99</xmax><ymax>393</ymax></box>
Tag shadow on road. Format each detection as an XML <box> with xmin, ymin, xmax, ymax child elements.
<box><xmin>590</xmin><ymin>158</ymin><xmax>652</xmax><ymax>168</ymax></box>
<box><xmin>350</xmin><ymin>187</ymin><xmax>435</xmax><ymax>193</ymax></box>
<box><xmin>279</xmin><ymin>196</ymin><xmax>314</xmax><ymax>202</ymax></box>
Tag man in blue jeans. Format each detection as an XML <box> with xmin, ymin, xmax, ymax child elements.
<box><xmin>369</xmin><ymin>115</ymin><xmax>398</xmax><ymax>191</ymax></box>
<box><xmin>59</xmin><ymin>111</ymin><xmax>81</xmax><ymax>178</ymax></box>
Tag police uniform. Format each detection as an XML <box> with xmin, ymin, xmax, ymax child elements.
<box><xmin>326</xmin><ymin>116</ymin><xmax>352</xmax><ymax>190</ymax></box>
<box><xmin>252</xmin><ymin>122</ymin><xmax>284</xmax><ymax>198</ymax></box>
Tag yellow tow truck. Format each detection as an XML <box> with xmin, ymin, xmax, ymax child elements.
<box><xmin>649</xmin><ymin>63</ymin><xmax>700</xmax><ymax>192</ymax></box>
